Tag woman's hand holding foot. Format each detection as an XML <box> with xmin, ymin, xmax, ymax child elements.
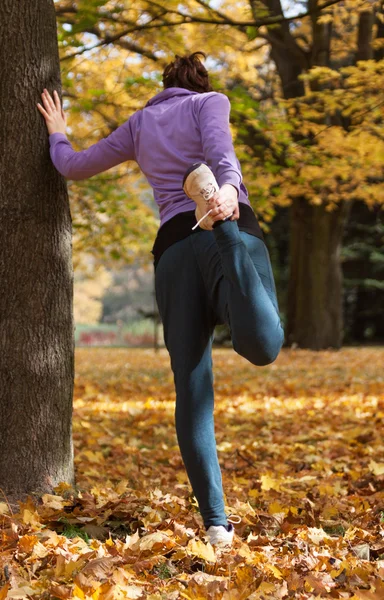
<box><xmin>208</xmin><ymin>184</ymin><xmax>239</xmax><ymax>224</ymax></box>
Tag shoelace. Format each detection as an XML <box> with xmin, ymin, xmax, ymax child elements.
<box><xmin>192</xmin><ymin>208</ymin><xmax>213</xmax><ymax>230</ymax></box>
<box><xmin>200</xmin><ymin>183</ymin><xmax>217</xmax><ymax>202</ymax></box>
<box><xmin>227</xmin><ymin>514</ymin><xmax>241</xmax><ymax>525</ymax></box>
<box><xmin>192</xmin><ymin>184</ymin><xmax>216</xmax><ymax>230</ymax></box>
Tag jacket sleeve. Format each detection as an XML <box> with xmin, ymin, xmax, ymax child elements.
<box><xmin>196</xmin><ymin>92</ymin><xmax>242</xmax><ymax>196</ymax></box>
<box><xmin>49</xmin><ymin>116</ymin><xmax>136</xmax><ymax>180</ymax></box>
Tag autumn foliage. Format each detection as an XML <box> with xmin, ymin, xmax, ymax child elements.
<box><xmin>1</xmin><ymin>347</ymin><xmax>384</xmax><ymax>598</ymax></box>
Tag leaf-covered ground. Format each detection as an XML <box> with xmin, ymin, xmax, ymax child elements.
<box><xmin>1</xmin><ymin>347</ymin><xmax>384</xmax><ymax>599</ymax></box>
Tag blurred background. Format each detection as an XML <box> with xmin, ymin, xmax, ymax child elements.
<box><xmin>54</xmin><ymin>0</ymin><xmax>384</xmax><ymax>350</ymax></box>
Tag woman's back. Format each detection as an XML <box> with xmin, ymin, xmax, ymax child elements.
<box><xmin>131</xmin><ymin>87</ymin><xmax>250</xmax><ymax>225</ymax></box>
<box><xmin>48</xmin><ymin>54</ymin><xmax>250</xmax><ymax>227</ymax></box>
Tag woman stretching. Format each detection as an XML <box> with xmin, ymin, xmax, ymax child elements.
<box><xmin>37</xmin><ymin>52</ymin><xmax>284</xmax><ymax>547</ymax></box>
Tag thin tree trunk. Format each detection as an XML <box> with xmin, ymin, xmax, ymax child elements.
<box><xmin>374</xmin><ymin>16</ymin><xmax>384</xmax><ymax>60</ymax></box>
<box><xmin>356</xmin><ymin>10</ymin><xmax>374</xmax><ymax>61</ymax></box>
<box><xmin>0</xmin><ymin>0</ymin><xmax>74</xmax><ymax>502</ymax></box>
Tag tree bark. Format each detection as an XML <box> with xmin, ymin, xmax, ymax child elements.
<box><xmin>0</xmin><ymin>0</ymin><xmax>74</xmax><ymax>502</ymax></box>
<box><xmin>374</xmin><ymin>3</ymin><xmax>384</xmax><ymax>60</ymax></box>
<box><xmin>356</xmin><ymin>10</ymin><xmax>374</xmax><ymax>61</ymax></box>
<box><xmin>259</xmin><ymin>0</ymin><xmax>306</xmax><ymax>98</ymax></box>
<box><xmin>286</xmin><ymin>199</ymin><xmax>351</xmax><ymax>349</ymax></box>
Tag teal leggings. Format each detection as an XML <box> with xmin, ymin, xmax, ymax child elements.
<box><xmin>155</xmin><ymin>220</ymin><xmax>284</xmax><ymax>528</ymax></box>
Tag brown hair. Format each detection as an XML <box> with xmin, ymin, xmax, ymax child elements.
<box><xmin>162</xmin><ymin>52</ymin><xmax>213</xmax><ymax>93</ymax></box>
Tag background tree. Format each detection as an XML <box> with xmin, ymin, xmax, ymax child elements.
<box><xmin>0</xmin><ymin>0</ymin><xmax>74</xmax><ymax>501</ymax></box>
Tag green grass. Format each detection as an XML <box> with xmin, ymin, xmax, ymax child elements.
<box><xmin>59</xmin><ymin>518</ymin><xmax>90</xmax><ymax>543</ymax></box>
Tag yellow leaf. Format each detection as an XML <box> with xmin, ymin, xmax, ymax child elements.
<box><xmin>31</xmin><ymin>541</ymin><xmax>50</xmax><ymax>559</ymax></box>
<box><xmin>65</xmin><ymin>558</ymin><xmax>89</xmax><ymax>579</ymax></box>
<box><xmin>119</xmin><ymin>585</ymin><xmax>144</xmax><ymax>599</ymax></box>
<box><xmin>261</xmin><ymin>475</ymin><xmax>281</xmax><ymax>491</ymax></box>
<box><xmin>18</xmin><ymin>534</ymin><xmax>38</xmax><ymax>554</ymax></box>
<box><xmin>42</xmin><ymin>494</ymin><xmax>69</xmax><ymax>510</ymax></box>
<box><xmin>369</xmin><ymin>460</ymin><xmax>384</xmax><ymax>476</ymax></box>
<box><xmin>322</xmin><ymin>505</ymin><xmax>339</xmax><ymax>519</ymax></box>
<box><xmin>252</xmin><ymin>582</ymin><xmax>276</xmax><ymax>595</ymax></box>
<box><xmin>266</xmin><ymin>564</ymin><xmax>283</xmax><ymax>579</ymax></box>
<box><xmin>123</xmin><ymin>530</ymin><xmax>140</xmax><ymax>550</ymax></box>
<box><xmin>22</xmin><ymin>508</ymin><xmax>40</xmax><ymax>527</ymax></box>
<box><xmin>176</xmin><ymin>471</ymin><xmax>188</xmax><ymax>483</ymax></box>
<box><xmin>248</xmin><ymin>488</ymin><xmax>260</xmax><ymax>498</ymax></box>
<box><xmin>54</xmin><ymin>481</ymin><xmax>73</xmax><ymax>495</ymax></box>
<box><xmin>306</xmin><ymin>527</ymin><xmax>332</xmax><ymax>545</ymax></box>
<box><xmin>7</xmin><ymin>583</ymin><xmax>37</xmax><ymax>598</ymax></box>
<box><xmin>172</xmin><ymin>548</ymin><xmax>188</xmax><ymax>560</ymax></box>
<box><xmin>268</xmin><ymin>502</ymin><xmax>286</xmax><ymax>515</ymax></box>
<box><xmin>116</xmin><ymin>480</ymin><xmax>128</xmax><ymax>495</ymax></box>
<box><xmin>73</xmin><ymin>585</ymin><xmax>86</xmax><ymax>600</ymax></box>
<box><xmin>0</xmin><ymin>502</ymin><xmax>9</xmax><ymax>515</ymax></box>
<box><xmin>42</xmin><ymin>529</ymin><xmax>62</xmax><ymax>547</ymax></box>
<box><xmin>186</xmin><ymin>538</ymin><xmax>216</xmax><ymax>563</ymax></box>
<box><xmin>135</xmin><ymin>531</ymin><xmax>175</xmax><ymax>554</ymax></box>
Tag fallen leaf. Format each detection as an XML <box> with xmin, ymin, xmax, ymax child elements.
<box><xmin>186</xmin><ymin>538</ymin><xmax>216</xmax><ymax>563</ymax></box>
<box><xmin>0</xmin><ymin>503</ymin><xmax>9</xmax><ymax>515</ymax></box>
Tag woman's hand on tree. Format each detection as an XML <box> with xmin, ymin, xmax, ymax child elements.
<box><xmin>37</xmin><ymin>89</ymin><xmax>67</xmax><ymax>135</ymax></box>
<box><xmin>208</xmin><ymin>184</ymin><xmax>240</xmax><ymax>223</ymax></box>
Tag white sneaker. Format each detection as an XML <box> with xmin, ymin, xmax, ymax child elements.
<box><xmin>205</xmin><ymin>515</ymin><xmax>241</xmax><ymax>548</ymax></box>
<box><xmin>182</xmin><ymin>162</ymin><xmax>219</xmax><ymax>230</ymax></box>
<box><xmin>206</xmin><ymin>523</ymin><xmax>234</xmax><ymax>547</ymax></box>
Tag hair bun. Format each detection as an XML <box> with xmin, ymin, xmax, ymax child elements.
<box><xmin>188</xmin><ymin>52</ymin><xmax>206</xmax><ymax>63</ymax></box>
<box><xmin>162</xmin><ymin>51</ymin><xmax>212</xmax><ymax>94</ymax></box>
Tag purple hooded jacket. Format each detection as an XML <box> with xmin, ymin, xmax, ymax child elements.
<box><xmin>49</xmin><ymin>87</ymin><xmax>251</xmax><ymax>226</ymax></box>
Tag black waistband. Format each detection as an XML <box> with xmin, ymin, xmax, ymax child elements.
<box><xmin>152</xmin><ymin>203</ymin><xmax>264</xmax><ymax>268</ymax></box>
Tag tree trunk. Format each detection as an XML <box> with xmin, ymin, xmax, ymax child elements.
<box><xmin>356</xmin><ymin>10</ymin><xmax>374</xmax><ymax>61</ymax></box>
<box><xmin>0</xmin><ymin>0</ymin><xmax>74</xmax><ymax>502</ymax></box>
<box><xmin>259</xmin><ymin>0</ymin><xmax>306</xmax><ymax>98</ymax></box>
<box><xmin>286</xmin><ymin>199</ymin><xmax>350</xmax><ymax>349</ymax></box>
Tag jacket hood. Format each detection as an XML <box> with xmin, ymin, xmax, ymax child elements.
<box><xmin>145</xmin><ymin>87</ymin><xmax>198</xmax><ymax>107</ymax></box>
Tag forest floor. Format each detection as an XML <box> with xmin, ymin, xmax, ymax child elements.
<box><xmin>1</xmin><ymin>347</ymin><xmax>384</xmax><ymax>599</ymax></box>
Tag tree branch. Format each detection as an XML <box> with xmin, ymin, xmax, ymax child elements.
<box><xmin>55</xmin><ymin>3</ymin><xmax>77</xmax><ymax>16</ymax></box>
<box><xmin>112</xmin><ymin>38</ymin><xmax>159</xmax><ymax>62</ymax></box>
<box><xmin>158</xmin><ymin>0</ymin><xmax>344</xmax><ymax>27</ymax></box>
<box><xmin>59</xmin><ymin>16</ymin><xmax>162</xmax><ymax>63</ymax></box>
<box><xmin>56</xmin><ymin>0</ymin><xmax>345</xmax><ymax>30</ymax></box>
<box><xmin>56</xmin><ymin>0</ymin><xmax>344</xmax><ymax>65</ymax></box>
<box><xmin>193</xmin><ymin>0</ymin><xmax>238</xmax><ymax>25</ymax></box>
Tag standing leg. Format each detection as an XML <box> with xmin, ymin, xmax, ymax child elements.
<box><xmin>155</xmin><ymin>236</ymin><xmax>228</xmax><ymax>529</ymax></box>
<box><xmin>191</xmin><ymin>221</ymin><xmax>285</xmax><ymax>366</ymax></box>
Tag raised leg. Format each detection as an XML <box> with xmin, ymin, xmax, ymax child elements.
<box><xmin>191</xmin><ymin>220</ymin><xmax>285</xmax><ymax>366</ymax></box>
